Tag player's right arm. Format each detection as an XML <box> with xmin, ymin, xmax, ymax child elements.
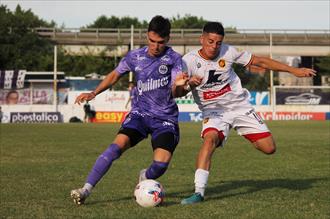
<box><xmin>75</xmin><ymin>70</ymin><xmax>121</xmax><ymax>105</ymax></box>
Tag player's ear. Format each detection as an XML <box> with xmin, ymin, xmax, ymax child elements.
<box><xmin>199</xmin><ymin>35</ymin><xmax>204</xmax><ymax>45</ymax></box>
<box><xmin>164</xmin><ymin>36</ymin><xmax>170</xmax><ymax>44</ymax></box>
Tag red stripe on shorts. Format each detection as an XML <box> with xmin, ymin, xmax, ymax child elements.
<box><xmin>202</xmin><ymin>128</ymin><xmax>225</xmax><ymax>141</ymax></box>
<box><xmin>243</xmin><ymin>132</ymin><xmax>271</xmax><ymax>143</ymax></box>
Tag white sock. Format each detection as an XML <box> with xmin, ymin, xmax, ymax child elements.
<box><xmin>83</xmin><ymin>183</ymin><xmax>93</xmax><ymax>194</ymax></box>
<box><xmin>194</xmin><ymin>168</ymin><xmax>209</xmax><ymax>197</ymax></box>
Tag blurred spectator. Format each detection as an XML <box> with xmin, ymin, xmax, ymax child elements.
<box><xmin>83</xmin><ymin>102</ymin><xmax>96</xmax><ymax>123</ymax></box>
<box><xmin>6</xmin><ymin>90</ymin><xmax>19</xmax><ymax>105</ymax></box>
<box><xmin>125</xmin><ymin>82</ymin><xmax>137</xmax><ymax>110</ymax></box>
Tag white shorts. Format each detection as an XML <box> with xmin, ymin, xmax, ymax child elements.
<box><xmin>201</xmin><ymin>108</ymin><xmax>270</xmax><ymax>147</ymax></box>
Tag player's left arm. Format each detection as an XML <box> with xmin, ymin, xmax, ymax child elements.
<box><xmin>246</xmin><ymin>65</ymin><xmax>266</xmax><ymax>74</ymax></box>
<box><xmin>250</xmin><ymin>55</ymin><xmax>317</xmax><ymax>77</ymax></box>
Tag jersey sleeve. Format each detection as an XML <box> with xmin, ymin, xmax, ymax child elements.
<box><xmin>230</xmin><ymin>46</ymin><xmax>253</xmax><ymax>66</ymax></box>
<box><xmin>182</xmin><ymin>54</ymin><xmax>193</xmax><ymax>77</ymax></box>
<box><xmin>170</xmin><ymin>56</ymin><xmax>183</xmax><ymax>85</ymax></box>
<box><xmin>115</xmin><ymin>55</ymin><xmax>132</xmax><ymax>75</ymax></box>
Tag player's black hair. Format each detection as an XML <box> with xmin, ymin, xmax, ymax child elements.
<box><xmin>148</xmin><ymin>15</ymin><xmax>171</xmax><ymax>38</ymax></box>
<box><xmin>203</xmin><ymin>22</ymin><xmax>225</xmax><ymax>36</ymax></box>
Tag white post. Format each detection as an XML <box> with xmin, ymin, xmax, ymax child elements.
<box><xmin>53</xmin><ymin>45</ymin><xmax>58</xmax><ymax>111</ymax></box>
<box><xmin>269</xmin><ymin>32</ymin><xmax>275</xmax><ymax>119</ymax></box>
<box><xmin>129</xmin><ymin>25</ymin><xmax>134</xmax><ymax>82</ymax></box>
<box><xmin>30</xmin><ymin>82</ymin><xmax>33</xmax><ymax>105</ymax></box>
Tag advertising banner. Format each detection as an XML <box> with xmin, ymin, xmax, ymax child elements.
<box><xmin>68</xmin><ymin>91</ymin><xmax>129</xmax><ymax>110</ymax></box>
<box><xmin>276</xmin><ymin>90</ymin><xmax>330</xmax><ymax>105</ymax></box>
<box><xmin>10</xmin><ymin>112</ymin><xmax>63</xmax><ymax>123</ymax></box>
<box><xmin>93</xmin><ymin>111</ymin><xmax>128</xmax><ymax>123</ymax></box>
<box><xmin>179</xmin><ymin>112</ymin><xmax>203</xmax><ymax>122</ymax></box>
<box><xmin>0</xmin><ymin>88</ymin><xmax>67</xmax><ymax>105</ymax></box>
<box><xmin>257</xmin><ymin>112</ymin><xmax>327</xmax><ymax>121</ymax></box>
<box><xmin>249</xmin><ymin>91</ymin><xmax>269</xmax><ymax>105</ymax></box>
<box><xmin>0</xmin><ymin>70</ymin><xmax>26</xmax><ymax>89</ymax></box>
<box><xmin>178</xmin><ymin>111</ymin><xmax>328</xmax><ymax>122</ymax></box>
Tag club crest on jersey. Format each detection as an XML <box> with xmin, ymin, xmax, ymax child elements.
<box><xmin>197</xmin><ymin>63</ymin><xmax>201</xmax><ymax>68</ymax></box>
<box><xmin>218</xmin><ymin>59</ymin><xmax>226</xmax><ymax>68</ymax></box>
<box><xmin>158</xmin><ymin>65</ymin><xmax>168</xmax><ymax>75</ymax></box>
<box><xmin>203</xmin><ymin>118</ymin><xmax>209</xmax><ymax>124</ymax></box>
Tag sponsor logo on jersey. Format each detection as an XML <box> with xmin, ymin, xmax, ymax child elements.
<box><xmin>161</xmin><ymin>55</ymin><xmax>170</xmax><ymax>62</ymax></box>
<box><xmin>201</xmin><ymin>78</ymin><xmax>229</xmax><ymax>89</ymax></box>
<box><xmin>162</xmin><ymin>121</ymin><xmax>174</xmax><ymax>127</ymax></box>
<box><xmin>134</xmin><ymin>66</ymin><xmax>142</xmax><ymax>72</ymax></box>
<box><xmin>137</xmin><ymin>76</ymin><xmax>169</xmax><ymax>95</ymax></box>
<box><xmin>203</xmin><ymin>84</ymin><xmax>231</xmax><ymax>100</ymax></box>
<box><xmin>158</xmin><ymin>65</ymin><xmax>168</xmax><ymax>74</ymax></box>
<box><xmin>218</xmin><ymin>59</ymin><xmax>226</xmax><ymax>68</ymax></box>
<box><xmin>136</xmin><ymin>54</ymin><xmax>146</xmax><ymax>61</ymax></box>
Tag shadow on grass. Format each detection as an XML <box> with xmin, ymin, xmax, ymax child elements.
<box><xmin>204</xmin><ymin>177</ymin><xmax>329</xmax><ymax>201</ymax></box>
<box><xmin>83</xmin><ymin>177</ymin><xmax>328</xmax><ymax>206</ymax></box>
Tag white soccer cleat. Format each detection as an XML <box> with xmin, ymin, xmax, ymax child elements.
<box><xmin>70</xmin><ymin>188</ymin><xmax>89</xmax><ymax>205</ymax></box>
<box><xmin>139</xmin><ymin>169</ymin><xmax>147</xmax><ymax>183</ymax></box>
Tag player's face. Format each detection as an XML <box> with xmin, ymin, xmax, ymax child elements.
<box><xmin>147</xmin><ymin>31</ymin><xmax>169</xmax><ymax>57</ymax></box>
<box><xmin>200</xmin><ymin>33</ymin><xmax>224</xmax><ymax>60</ymax></box>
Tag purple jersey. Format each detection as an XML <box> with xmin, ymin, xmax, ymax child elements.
<box><xmin>129</xmin><ymin>87</ymin><xmax>137</xmax><ymax>108</ymax></box>
<box><xmin>116</xmin><ymin>46</ymin><xmax>182</xmax><ymax>122</ymax></box>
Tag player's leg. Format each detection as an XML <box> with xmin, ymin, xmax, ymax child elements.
<box><xmin>182</xmin><ymin>115</ymin><xmax>229</xmax><ymax>204</ymax></box>
<box><xmin>71</xmin><ymin>113</ymin><xmax>146</xmax><ymax>205</ymax></box>
<box><xmin>237</xmin><ymin>109</ymin><xmax>276</xmax><ymax>154</ymax></box>
<box><xmin>139</xmin><ymin>132</ymin><xmax>178</xmax><ymax>181</ymax></box>
<box><xmin>246</xmin><ymin>133</ymin><xmax>276</xmax><ymax>154</ymax></box>
<box><xmin>181</xmin><ymin>129</ymin><xmax>224</xmax><ymax>204</ymax></box>
<box><xmin>139</xmin><ymin>119</ymin><xmax>180</xmax><ymax>182</ymax></box>
<box><xmin>70</xmin><ymin>134</ymin><xmax>130</xmax><ymax>205</ymax></box>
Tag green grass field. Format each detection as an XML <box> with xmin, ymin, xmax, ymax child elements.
<box><xmin>1</xmin><ymin>121</ymin><xmax>329</xmax><ymax>219</ymax></box>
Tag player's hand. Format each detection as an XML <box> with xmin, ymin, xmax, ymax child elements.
<box><xmin>175</xmin><ymin>73</ymin><xmax>189</xmax><ymax>86</ymax></box>
<box><xmin>292</xmin><ymin>68</ymin><xmax>317</xmax><ymax>77</ymax></box>
<box><xmin>75</xmin><ymin>92</ymin><xmax>96</xmax><ymax>105</ymax></box>
<box><xmin>188</xmin><ymin>76</ymin><xmax>203</xmax><ymax>89</ymax></box>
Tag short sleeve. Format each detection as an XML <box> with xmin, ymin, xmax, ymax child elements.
<box><xmin>231</xmin><ymin>46</ymin><xmax>252</xmax><ymax>66</ymax></box>
<box><xmin>115</xmin><ymin>56</ymin><xmax>132</xmax><ymax>75</ymax></box>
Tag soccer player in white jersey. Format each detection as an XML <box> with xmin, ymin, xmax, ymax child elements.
<box><xmin>180</xmin><ymin>22</ymin><xmax>317</xmax><ymax>204</ymax></box>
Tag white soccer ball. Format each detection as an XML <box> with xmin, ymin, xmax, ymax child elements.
<box><xmin>134</xmin><ymin>179</ymin><xmax>165</xmax><ymax>207</ymax></box>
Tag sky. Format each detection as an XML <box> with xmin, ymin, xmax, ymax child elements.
<box><xmin>2</xmin><ymin>0</ymin><xmax>330</xmax><ymax>30</ymax></box>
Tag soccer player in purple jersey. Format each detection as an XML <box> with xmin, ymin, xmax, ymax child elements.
<box><xmin>70</xmin><ymin>15</ymin><xmax>188</xmax><ymax>205</ymax></box>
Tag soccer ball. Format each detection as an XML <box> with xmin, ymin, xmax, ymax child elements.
<box><xmin>134</xmin><ymin>179</ymin><xmax>165</xmax><ymax>207</ymax></box>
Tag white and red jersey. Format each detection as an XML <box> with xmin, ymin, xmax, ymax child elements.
<box><xmin>183</xmin><ymin>43</ymin><xmax>253</xmax><ymax>113</ymax></box>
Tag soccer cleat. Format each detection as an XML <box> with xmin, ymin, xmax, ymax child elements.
<box><xmin>70</xmin><ymin>188</ymin><xmax>90</xmax><ymax>205</ymax></box>
<box><xmin>181</xmin><ymin>193</ymin><xmax>204</xmax><ymax>205</ymax></box>
<box><xmin>139</xmin><ymin>169</ymin><xmax>147</xmax><ymax>182</ymax></box>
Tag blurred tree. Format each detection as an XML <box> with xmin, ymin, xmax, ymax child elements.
<box><xmin>57</xmin><ymin>49</ymin><xmax>116</xmax><ymax>77</ymax></box>
<box><xmin>87</xmin><ymin>15</ymin><xmax>147</xmax><ymax>28</ymax></box>
<box><xmin>315</xmin><ymin>55</ymin><xmax>330</xmax><ymax>75</ymax></box>
<box><xmin>170</xmin><ymin>14</ymin><xmax>207</xmax><ymax>28</ymax></box>
<box><xmin>233</xmin><ymin>64</ymin><xmax>271</xmax><ymax>91</ymax></box>
<box><xmin>0</xmin><ymin>4</ymin><xmax>55</xmax><ymax>70</ymax></box>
